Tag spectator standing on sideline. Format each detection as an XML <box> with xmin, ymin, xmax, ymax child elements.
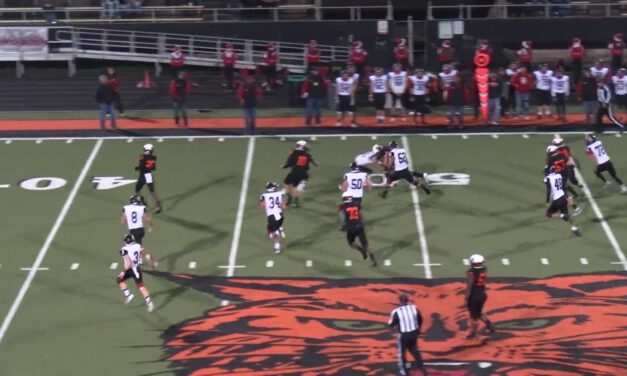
<box><xmin>436</xmin><ymin>40</ymin><xmax>454</xmax><ymax>68</ymax></box>
<box><xmin>612</xmin><ymin>68</ymin><xmax>627</xmax><ymax>111</ymax></box>
<box><xmin>237</xmin><ymin>75</ymin><xmax>263</xmax><ymax>135</ymax></box>
<box><xmin>533</xmin><ymin>64</ymin><xmax>554</xmax><ymax>119</ymax></box>
<box><xmin>221</xmin><ymin>42</ymin><xmax>238</xmax><ymax>90</ymax></box>
<box><xmin>570</xmin><ymin>37</ymin><xmax>585</xmax><ymax>85</ymax></box>
<box><xmin>168</xmin><ymin>71</ymin><xmax>190</xmax><ymax>127</ymax></box>
<box><xmin>388</xmin><ymin>294</ymin><xmax>428</xmax><ymax>376</ymax></box>
<box><xmin>511</xmin><ymin>66</ymin><xmax>534</xmax><ymax>120</ymax></box>
<box><xmin>42</xmin><ymin>1</ymin><xmax>57</xmax><ymax>24</ymax></box>
<box><xmin>590</xmin><ymin>60</ymin><xmax>609</xmax><ymax>83</ymax></box>
<box><xmin>488</xmin><ymin>72</ymin><xmax>503</xmax><ymax>125</ymax></box>
<box><xmin>551</xmin><ymin>68</ymin><xmax>570</xmax><ymax>121</ymax></box>
<box><xmin>96</xmin><ymin>75</ymin><xmax>117</xmax><ymax>130</ymax></box>
<box><xmin>517</xmin><ymin>40</ymin><xmax>533</xmax><ymax>71</ymax></box>
<box><xmin>263</xmin><ymin>42</ymin><xmax>279</xmax><ymax>91</ymax></box>
<box><xmin>608</xmin><ymin>33</ymin><xmax>624</xmax><ymax>71</ymax></box>
<box><xmin>301</xmin><ymin>67</ymin><xmax>329</xmax><ymax>126</ymax></box>
<box><xmin>106</xmin><ymin>67</ymin><xmax>125</xmax><ymax>117</ymax></box>
<box><xmin>169</xmin><ymin>45</ymin><xmax>185</xmax><ymax>77</ymax></box>
<box><xmin>394</xmin><ymin>38</ymin><xmax>410</xmax><ymax>70</ymax></box>
<box><xmin>576</xmin><ymin>70</ymin><xmax>598</xmax><ymax>124</ymax></box>
<box><xmin>444</xmin><ymin>75</ymin><xmax>466</xmax><ymax>128</ymax></box>
<box><xmin>101</xmin><ymin>0</ymin><xmax>120</xmax><ymax>19</ymax></box>
<box><xmin>306</xmin><ymin>39</ymin><xmax>321</xmax><ymax>72</ymax></box>
<box><xmin>504</xmin><ymin>62</ymin><xmax>519</xmax><ymax>116</ymax></box>
<box><xmin>349</xmin><ymin>41</ymin><xmax>368</xmax><ymax>85</ymax></box>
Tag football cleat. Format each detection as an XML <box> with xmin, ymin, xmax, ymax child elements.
<box><xmin>123</xmin><ymin>233</ymin><xmax>135</xmax><ymax>244</ymax></box>
<box><xmin>620</xmin><ymin>185</ymin><xmax>627</xmax><ymax>194</ymax></box>
<box><xmin>469</xmin><ymin>254</ymin><xmax>485</xmax><ymax>268</ymax></box>
<box><xmin>147</xmin><ymin>300</ymin><xmax>154</xmax><ymax>312</ymax></box>
<box><xmin>571</xmin><ymin>225</ymin><xmax>581</xmax><ymax>236</ymax></box>
<box><xmin>124</xmin><ymin>293</ymin><xmax>135</xmax><ymax>305</ymax></box>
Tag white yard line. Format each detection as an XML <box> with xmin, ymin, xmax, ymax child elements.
<box><xmin>0</xmin><ymin>139</ymin><xmax>102</xmax><ymax>346</ymax></box>
<box><xmin>226</xmin><ymin>137</ymin><xmax>256</xmax><ymax>278</ymax></box>
<box><xmin>574</xmin><ymin>167</ymin><xmax>627</xmax><ymax>271</ymax></box>
<box><xmin>402</xmin><ymin>136</ymin><xmax>433</xmax><ymax>279</ymax></box>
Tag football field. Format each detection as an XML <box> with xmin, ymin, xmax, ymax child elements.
<box><xmin>0</xmin><ymin>132</ymin><xmax>625</xmax><ymax>376</ymax></box>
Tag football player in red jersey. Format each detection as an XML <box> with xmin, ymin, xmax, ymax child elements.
<box><xmin>393</xmin><ymin>38</ymin><xmax>409</xmax><ymax>69</ymax></box>
<box><xmin>349</xmin><ymin>40</ymin><xmax>368</xmax><ymax>85</ymax></box>
<box><xmin>436</xmin><ymin>39</ymin><xmax>454</xmax><ymax>67</ymax></box>
<box><xmin>282</xmin><ymin>140</ymin><xmax>318</xmax><ymax>208</ymax></box>
<box><xmin>306</xmin><ymin>39</ymin><xmax>320</xmax><ymax>72</ymax></box>
<box><xmin>340</xmin><ymin>195</ymin><xmax>376</xmax><ymax>266</ymax></box>
<box><xmin>570</xmin><ymin>37</ymin><xmax>585</xmax><ymax>84</ymax></box>
<box><xmin>465</xmin><ymin>254</ymin><xmax>495</xmax><ymax>339</ymax></box>
<box><xmin>135</xmin><ymin>143</ymin><xmax>162</xmax><ymax>213</ymax></box>
<box><xmin>608</xmin><ymin>33</ymin><xmax>624</xmax><ymax>71</ymax></box>
<box><xmin>517</xmin><ymin>40</ymin><xmax>533</xmax><ymax>71</ymax></box>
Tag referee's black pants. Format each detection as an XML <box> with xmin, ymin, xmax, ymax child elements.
<box><xmin>397</xmin><ymin>331</ymin><xmax>426</xmax><ymax>375</ymax></box>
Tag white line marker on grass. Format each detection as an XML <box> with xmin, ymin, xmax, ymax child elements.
<box><xmin>188</xmin><ymin>261</ymin><xmax>197</xmax><ymax>269</ymax></box>
<box><xmin>340</xmin><ymin>135</ymin><xmax>347</xmax><ymax>140</ymax></box>
<box><xmin>126</xmin><ymin>138</ymin><xmax>133</xmax><ymax>143</ymax></box>
<box><xmin>502</xmin><ymin>258</ymin><xmax>510</xmax><ymax>265</ymax></box>
<box><xmin>221</xmin><ymin>300</ymin><xmax>229</xmax><ymax>306</ymax></box>
<box><xmin>492</xmin><ymin>134</ymin><xmax>499</xmax><ymax>139</ymax></box>
<box><xmin>36</xmin><ymin>139</ymin><xmax>42</xmax><ymax>144</ymax></box>
<box><xmin>580</xmin><ymin>258</ymin><xmax>588</xmax><ymax>265</ymax></box>
<box><xmin>573</xmin><ymin>166</ymin><xmax>627</xmax><ymax>271</ymax></box>
<box><xmin>0</xmin><ymin>185</ymin><xmax>9</xmax><ymax>189</ymax></box>
<box><xmin>266</xmin><ymin>260</ymin><xmax>274</xmax><ymax>268</ymax></box>
<box><xmin>188</xmin><ymin>137</ymin><xmax>194</xmax><ymax>142</ymax></box>
<box><xmin>522</xmin><ymin>134</ymin><xmax>530</xmax><ymax>139</ymax></box>
<box><xmin>345</xmin><ymin>260</ymin><xmax>352</xmax><ymax>267</ymax></box>
<box><xmin>384</xmin><ymin>259</ymin><xmax>391</xmax><ymax>266</ymax></box>
<box><xmin>110</xmin><ymin>262</ymin><xmax>118</xmax><ymax>270</ymax></box>
<box><xmin>463</xmin><ymin>258</ymin><xmax>469</xmax><ymax>266</ymax></box>
<box><xmin>20</xmin><ymin>267</ymin><xmax>49</xmax><ymax>271</ymax></box>
<box><xmin>0</xmin><ymin>139</ymin><xmax>102</xmax><ymax>346</ymax></box>
<box><xmin>371</xmin><ymin>135</ymin><xmax>378</xmax><ymax>140</ymax></box>
<box><xmin>431</xmin><ymin>135</ymin><xmax>438</xmax><ymax>140</ymax></box>
<box><xmin>280</xmin><ymin>136</ymin><xmax>286</xmax><ymax>141</ymax></box>
<box><xmin>217</xmin><ymin>265</ymin><xmax>246</xmax><ymax>269</ymax></box>
<box><xmin>402</xmin><ymin>136</ymin><xmax>433</xmax><ymax>279</ymax></box>
<box><xmin>310</xmin><ymin>136</ymin><xmax>317</xmax><ymax>141</ymax></box>
<box><xmin>157</xmin><ymin>138</ymin><xmax>164</xmax><ymax>143</ymax></box>
<box><xmin>306</xmin><ymin>260</ymin><xmax>313</xmax><ymax>267</ymax></box>
<box><xmin>226</xmin><ymin>137</ymin><xmax>255</xmax><ymax>278</ymax></box>
<box><xmin>616</xmin><ymin>133</ymin><xmax>623</xmax><ymax>138</ymax></box>
<box><xmin>541</xmin><ymin>258</ymin><xmax>549</xmax><ymax>265</ymax></box>
<box><xmin>4</xmin><ymin>140</ymin><xmax>11</xmax><ymax>144</ymax></box>
<box><xmin>462</xmin><ymin>134</ymin><xmax>468</xmax><ymax>139</ymax></box>
<box><xmin>218</xmin><ymin>137</ymin><xmax>225</xmax><ymax>142</ymax></box>
<box><xmin>66</xmin><ymin>139</ymin><xmax>73</xmax><ymax>144</ymax></box>
<box><xmin>70</xmin><ymin>263</ymin><xmax>79</xmax><ymax>270</ymax></box>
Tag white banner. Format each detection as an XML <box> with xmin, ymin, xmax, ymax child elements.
<box><xmin>0</xmin><ymin>27</ymin><xmax>48</xmax><ymax>53</ymax></box>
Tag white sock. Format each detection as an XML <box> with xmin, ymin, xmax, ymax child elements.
<box><xmin>273</xmin><ymin>242</ymin><xmax>281</xmax><ymax>251</ymax></box>
<box><xmin>122</xmin><ymin>289</ymin><xmax>131</xmax><ymax>297</ymax></box>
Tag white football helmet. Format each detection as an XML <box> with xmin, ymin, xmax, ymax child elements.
<box><xmin>469</xmin><ymin>254</ymin><xmax>485</xmax><ymax>269</ymax></box>
<box><xmin>546</xmin><ymin>145</ymin><xmax>558</xmax><ymax>154</ymax></box>
<box><xmin>552</xmin><ymin>137</ymin><xmax>564</xmax><ymax>147</ymax></box>
<box><xmin>296</xmin><ymin>140</ymin><xmax>307</xmax><ymax>149</ymax></box>
<box><xmin>372</xmin><ymin>144</ymin><xmax>381</xmax><ymax>153</ymax></box>
<box><xmin>143</xmin><ymin>143</ymin><xmax>154</xmax><ymax>152</ymax></box>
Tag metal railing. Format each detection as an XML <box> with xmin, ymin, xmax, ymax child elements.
<box><xmin>49</xmin><ymin>27</ymin><xmax>350</xmax><ymax>74</ymax></box>
<box><xmin>0</xmin><ymin>4</ymin><xmax>393</xmax><ymax>24</ymax></box>
<box><xmin>427</xmin><ymin>1</ymin><xmax>627</xmax><ymax>20</ymax></box>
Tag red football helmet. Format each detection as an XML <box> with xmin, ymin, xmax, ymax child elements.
<box><xmin>442</xmin><ymin>39</ymin><xmax>451</xmax><ymax>48</ymax></box>
<box><xmin>308</xmin><ymin>39</ymin><xmax>318</xmax><ymax>47</ymax></box>
<box><xmin>267</xmin><ymin>42</ymin><xmax>276</xmax><ymax>50</ymax></box>
<box><xmin>225</xmin><ymin>42</ymin><xmax>233</xmax><ymax>49</ymax></box>
<box><xmin>613</xmin><ymin>33</ymin><xmax>624</xmax><ymax>42</ymax></box>
<box><xmin>572</xmin><ymin>37</ymin><xmax>581</xmax><ymax>45</ymax></box>
<box><xmin>478</xmin><ymin>39</ymin><xmax>489</xmax><ymax>48</ymax></box>
<box><xmin>522</xmin><ymin>40</ymin><xmax>532</xmax><ymax>49</ymax></box>
<box><xmin>396</xmin><ymin>38</ymin><xmax>406</xmax><ymax>47</ymax></box>
<box><xmin>353</xmin><ymin>40</ymin><xmax>363</xmax><ymax>49</ymax></box>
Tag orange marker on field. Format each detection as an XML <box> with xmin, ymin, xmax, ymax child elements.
<box><xmin>474</xmin><ymin>52</ymin><xmax>490</xmax><ymax>121</ymax></box>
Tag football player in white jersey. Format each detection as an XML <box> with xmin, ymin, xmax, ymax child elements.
<box><xmin>116</xmin><ymin>234</ymin><xmax>154</xmax><ymax>312</ymax></box>
<box><xmin>544</xmin><ymin>167</ymin><xmax>581</xmax><ymax>236</ymax></box>
<box><xmin>335</xmin><ymin>71</ymin><xmax>357</xmax><ymax>127</ymax></box>
<box><xmin>612</xmin><ymin>68</ymin><xmax>627</xmax><ymax>111</ymax></box>
<box><xmin>260</xmin><ymin>182</ymin><xmax>287</xmax><ymax>253</ymax></box>
<box><xmin>550</xmin><ymin>68</ymin><xmax>570</xmax><ymax>121</ymax></box>
<box><xmin>584</xmin><ymin>134</ymin><xmax>627</xmax><ymax>193</ymax></box>
<box><xmin>388</xmin><ymin>64</ymin><xmax>408</xmax><ymax>122</ymax></box>
<box><xmin>533</xmin><ymin>64</ymin><xmax>553</xmax><ymax>118</ymax></box>
<box><xmin>120</xmin><ymin>195</ymin><xmax>156</xmax><ymax>269</ymax></box>
<box><xmin>369</xmin><ymin>67</ymin><xmax>388</xmax><ymax>123</ymax></box>
<box><xmin>408</xmin><ymin>68</ymin><xmax>431</xmax><ymax>125</ymax></box>
<box><xmin>380</xmin><ymin>140</ymin><xmax>430</xmax><ymax>198</ymax></box>
<box><xmin>340</xmin><ymin>162</ymin><xmax>372</xmax><ymax>205</ymax></box>
<box><xmin>589</xmin><ymin>60</ymin><xmax>609</xmax><ymax>82</ymax></box>
<box><xmin>353</xmin><ymin>144</ymin><xmax>384</xmax><ymax>173</ymax></box>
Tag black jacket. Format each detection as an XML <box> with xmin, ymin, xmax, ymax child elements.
<box><xmin>95</xmin><ymin>84</ymin><xmax>116</xmax><ymax>104</ymax></box>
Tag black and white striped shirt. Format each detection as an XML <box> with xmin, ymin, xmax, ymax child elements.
<box><xmin>388</xmin><ymin>304</ymin><xmax>423</xmax><ymax>333</ymax></box>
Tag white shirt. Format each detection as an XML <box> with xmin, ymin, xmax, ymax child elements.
<box><xmin>612</xmin><ymin>75</ymin><xmax>627</xmax><ymax>95</ymax></box>
<box><xmin>409</xmin><ymin>75</ymin><xmax>430</xmax><ymax>96</ymax></box>
<box><xmin>544</xmin><ymin>173</ymin><xmax>565</xmax><ymax>201</ymax></box>
<box><xmin>260</xmin><ymin>191</ymin><xmax>284</xmax><ymax>219</ymax></box>
<box><xmin>390</xmin><ymin>147</ymin><xmax>409</xmax><ymax>171</ymax></box>
<box><xmin>351</xmin><ymin>73</ymin><xmax>360</xmax><ymax>82</ymax></box>
<box><xmin>335</xmin><ymin>77</ymin><xmax>355</xmax><ymax>96</ymax></box>
<box><xmin>120</xmin><ymin>243</ymin><xmax>143</xmax><ymax>274</ymax></box>
<box><xmin>123</xmin><ymin>204</ymin><xmax>145</xmax><ymax>230</ymax></box>
<box><xmin>388</xmin><ymin>71</ymin><xmax>408</xmax><ymax>94</ymax></box>
<box><xmin>551</xmin><ymin>75</ymin><xmax>569</xmax><ymax>96</ymax></box>
<box><xmin>354</xmin><ymin>150</ymin><xmax>378</xmax><ymax>166</ymax></box>
<box><xmin>534</xmin><ymin>70</ymin><xmax>553</xmax><ymax>91</ymax></box>
<box><xmin>438</xmin><ymin>70</ymin><xmax>458</xmax><ymax>88</ymax></box>
<box><xmin>369</xmin><ymin>74</ymin><xmax>388</xmax><ymax>93</ymax></box>
<box><xmin>586</xmin><ymin>140</ymin><xmax>610</xmax><ymax>165</ymax></box>
<box><xmin>590</xmin><ymin>66</ymin><xmax>609</xmax><ymax>81</ymax></box>
<box><xmin>343</xmin><ymin>171</ymin><xmax>368</xmax><ymax>198</ymax></box>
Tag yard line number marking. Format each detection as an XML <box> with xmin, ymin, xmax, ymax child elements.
<box><xmin>402</xmin><ymin>136</ymin><xmax>433</xmax><ymax>279</ymax></box>
<box><xmin>226</xmin><ymin>137</ymin><xmax>256</xmax><ymax>278</ymax></box>
<box><xmin>0</xmin><ymin>139</ymin><xmax>102</xmax><ymax>346</ymax></box>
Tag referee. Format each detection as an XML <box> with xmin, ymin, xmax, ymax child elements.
<box><xmin>388</xmin><ymin>293</ymin><xmax>428</xmax><ymax>376</ymax></box>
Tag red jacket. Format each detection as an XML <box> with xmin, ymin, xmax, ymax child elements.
<box><xmin>169</xmin><ymin>50</ymin><xmax>185</xmax><ymax>68</ymax></box>
<box><xmin>106</xmin><ymin>73</ymin><xmax>121</xmax><ymax>92</ymax></box>
<box><xmin>609</xmin><ymin>40</ymin><xmax>624</xmax><ymax>57</ymax></box>
<box><xmin>570</xmin><ymin>45</ymin><xmax>584</xmax><ymax>60</ymax></box>
<box><xmin>350</xmin><ymin>48</ymin><xmax>368</xmax><ymax>64</ymax></box>
<box><xmin>168</xmin><ymin>78</ymin><xmax>191</xmax><ymax>101</ymax></box>
<box><xmin>307</xmin><ymin>46</ymin><xmax>320</xmax><ymax>64</ymax></box>
<box><xmin>394</xmin><ymin>45</ymin><xmax>409</xmax><ymax>63</ymax></box>
<box><xmin>221</xmin><ymin>50</ymin><xmax>237</xmax><ymax>66</ymax></box>
<box><xmin>511</xmin><ymin>72</ymin><xmax>534</xmax><ymax>93</ymax></box>
<box><xmin>436</xmin><ymin>47</ymin><xmax>454</xmax><ymax>63</ymax></box>
<box><xmin>265</xmin><ymin>50</ymin><xmax>278</xmax><ymax>66</ymax></box>
<box><xmin>236</xmin><ymin>83</ymin><xmax>263</xmax><ymax>105</ymax></box>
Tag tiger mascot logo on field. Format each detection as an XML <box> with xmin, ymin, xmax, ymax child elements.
<box><xmin>155</xmin><ymin>272</ymin><xmax>627</xmax><ymax>376</ymax></box>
